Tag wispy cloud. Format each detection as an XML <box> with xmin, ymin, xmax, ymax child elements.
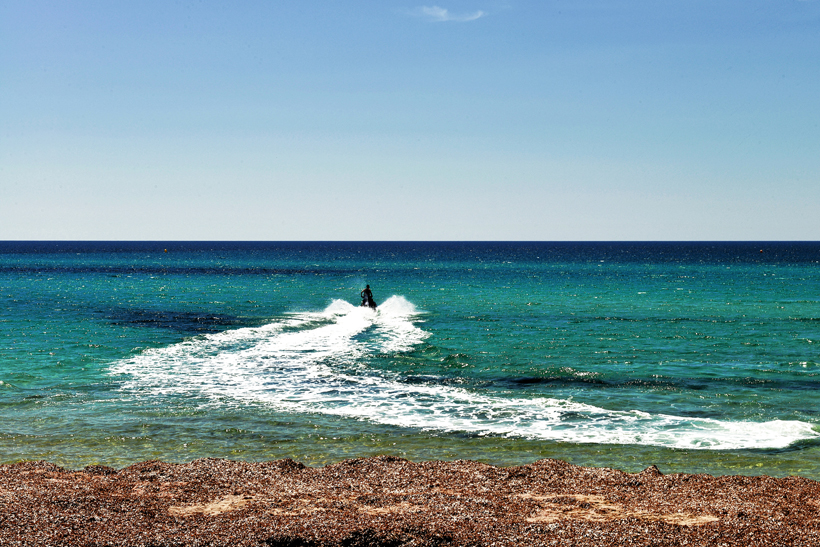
<box><xmin>415</xmin><ymin>5</ymin><xmax>486</xmax><ymax>22</ymax></box>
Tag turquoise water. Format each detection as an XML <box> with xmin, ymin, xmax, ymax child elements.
<box><xmin>2</xmin><ymin>242</ymin><xmax>820</xmax><ymax>477</ymax></box>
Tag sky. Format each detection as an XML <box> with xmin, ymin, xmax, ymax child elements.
<box><xmin>1</xmin><ymin>0</ymin><xmax>819</xmax><ymax>241</ymax></box>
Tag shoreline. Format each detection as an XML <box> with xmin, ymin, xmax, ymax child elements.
<box><xmin>3</xmin><ymin>456</ymin><xmax>819</xmax><ymax>546</ymax></box>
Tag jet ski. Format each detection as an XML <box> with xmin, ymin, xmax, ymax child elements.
<box><xmin>360</xmin><ymin>285</ymin><xmax>377</xmax><ymax>309</ymax></box>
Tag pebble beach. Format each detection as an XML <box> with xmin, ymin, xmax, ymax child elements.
<box><xmin>3</xmin><ymin>456</ymin><xmax>820</xmax><ymax>546</ymax></box>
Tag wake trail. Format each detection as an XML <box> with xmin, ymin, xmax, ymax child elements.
<box><xmin>109</xmin><ymin>297</ymin><xmax>819</xmax><ymax>451</ymax></box>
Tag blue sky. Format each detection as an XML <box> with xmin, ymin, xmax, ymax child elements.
<box><xmin>2</xmin><ymin>0</ymin><xmax>818</xmax><ymax>240</ymax></box>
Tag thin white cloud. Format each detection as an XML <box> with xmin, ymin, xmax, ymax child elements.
<box><xmin>416</xmin><ymin>6</ymin><xmax>486</xmax><ymax>22</ymax></box>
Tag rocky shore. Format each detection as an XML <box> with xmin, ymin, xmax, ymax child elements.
<box><xmin>2</xmin><ymin>456</ymin><xmax>819</xmax><ymax>546</ymax></box>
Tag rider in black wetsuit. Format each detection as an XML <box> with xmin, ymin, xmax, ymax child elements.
<box><xmin>360</xmin><ymin>285</ymin><xmax>377</xmax><ymax>309</ymax></box>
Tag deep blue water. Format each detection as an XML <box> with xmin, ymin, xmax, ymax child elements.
<box><xmin>2</xmin><ymin>241</ymin><xmax>819</xmax><ymax>477</ymax></box>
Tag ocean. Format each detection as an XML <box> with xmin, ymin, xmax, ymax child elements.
<box><xmin>2</xmin><ymin>241</ymin><xmax>819</xmax><ymax>478</ymax></box>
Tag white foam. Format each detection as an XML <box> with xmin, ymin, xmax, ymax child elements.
<box><xmin>110</xmin><ymin>298</ymin><xmax>819</xmax><ymax>451</ymax></box>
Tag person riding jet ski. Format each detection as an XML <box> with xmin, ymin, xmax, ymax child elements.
<box><xmin>360</xmin><ymin>285</ymin><xmax>377</xmax><ymax>309</ymax></box>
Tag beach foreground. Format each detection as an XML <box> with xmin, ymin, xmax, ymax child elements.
<box><xmin>2</xmin><ymin>456</ymin><xmax>820</xmax><ymax>546</ymax></box>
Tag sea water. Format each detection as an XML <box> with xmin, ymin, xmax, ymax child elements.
<box><xmin>2</xmin><ymin>241</ymin><xmax>819</xmax><ymax>477</ymax></box>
